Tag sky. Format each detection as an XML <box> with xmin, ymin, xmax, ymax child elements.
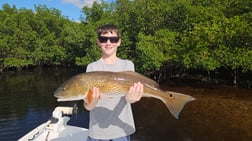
<box><xmin>0</xmin><ymin>0</ymin><xmax>113</xmax><ymax>21</ymax></box>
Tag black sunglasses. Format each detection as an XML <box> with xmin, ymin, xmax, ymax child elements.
<box><xmin>98</xmin><ymin>36</ymin><xmax>120</xmax><ymax>43</ymax></box>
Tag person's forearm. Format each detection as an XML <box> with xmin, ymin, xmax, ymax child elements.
<box><xmin>83</xmin><ymin>102</ymin><xmax>96</xmax><ymax>111</ymax></box>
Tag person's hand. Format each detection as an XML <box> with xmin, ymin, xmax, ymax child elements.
<box><xmin>83</xmin><ymin>87</ymin><xmax>102</xmax><ymax>111</ymax></box>
<box><xmin>125</xmin><ymin>82</ymin><xmax>144</xmax><ymax>103</ymax></box>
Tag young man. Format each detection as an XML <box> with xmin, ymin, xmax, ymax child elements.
<box><xmin>83</xmin><ymin>24</ymin><xmax>144</xmax><ymax>141</ymax></box>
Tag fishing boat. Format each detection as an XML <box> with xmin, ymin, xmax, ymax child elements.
<box><xmin>18</xmin><ymin>106</ymin><xmax>88</xmax><ymax>141</ymax></box>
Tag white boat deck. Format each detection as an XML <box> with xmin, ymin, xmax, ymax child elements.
<box><xmin>18</xmin><ymin>106</ymin><xmax>88</xmax><ymax>141</ymax></box>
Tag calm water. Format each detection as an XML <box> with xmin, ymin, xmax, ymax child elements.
<box><xmin>0</xmin><ymin>69</ymin><xmax>251</xmax><ymax>141</ymax></box>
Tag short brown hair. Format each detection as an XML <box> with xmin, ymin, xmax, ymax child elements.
<box><xmin>96</xmin><ymin>24</ymin><xmax>120</xmax><ymax>38</ymax></box>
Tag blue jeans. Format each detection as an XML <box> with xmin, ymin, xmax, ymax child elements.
<box><xmin>87</xmin><ymin>136</ymin><xmax>130</xmax><ymax>141</ymax></box>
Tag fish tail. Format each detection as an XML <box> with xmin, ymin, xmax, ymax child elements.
<box><xmin>161</xmin><ymin>91</ymin><xmax>196</xmax><ymax>119</ymax></box>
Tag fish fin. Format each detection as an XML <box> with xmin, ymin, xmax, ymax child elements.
<box><xmin>86</xmin><ymin>89</ymin><xmax>93</xmax><ymax>104</ymax></box>
<box><xmin>162</xmin><ymin>91</ymin><xmax>196</xmax><ymax>119</ymax></box>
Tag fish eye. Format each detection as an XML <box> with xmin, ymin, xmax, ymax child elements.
<box><xmin>169</xmin><ymin>94</ymin><xmax>173</xmax><ymax>98</ymax></box>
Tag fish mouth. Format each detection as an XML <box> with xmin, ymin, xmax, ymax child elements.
<box><xmin>56</xmin><ymin>96</ymin><xmax>85</xmax><ymax>102</ymax></box>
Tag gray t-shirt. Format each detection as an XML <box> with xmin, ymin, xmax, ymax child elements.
<box><xmin>86</xmin><ymin>58</ymin><xmax>135</xmax><ymax>139</ymax></box>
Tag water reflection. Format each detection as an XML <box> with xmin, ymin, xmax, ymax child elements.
<box><xmin>131</xmin><ymin>80</ymin><xmax>252</xmax><ymax>141</ymax></box>
<box><xmin>0</xmin><ymin>69</ymin><xmax>83</xmax><ymax>140</ymax></box>
<box><xmin>0</xmin><ymin>69</ymin><xmax>251</xmax><ymax>141</ymax></box>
